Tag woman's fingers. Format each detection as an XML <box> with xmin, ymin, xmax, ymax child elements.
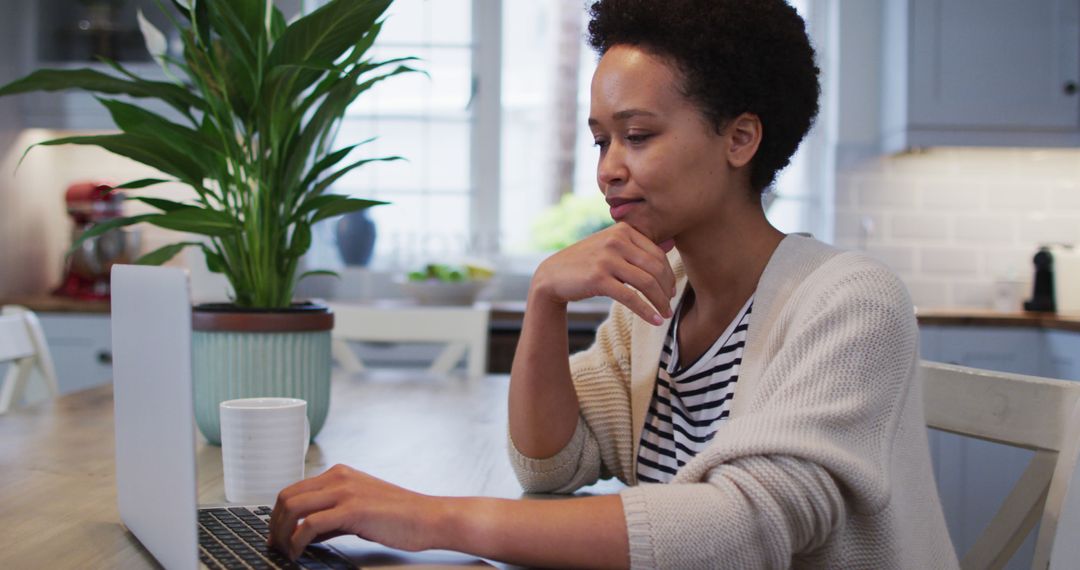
<box><xmin>622</xmin><ymin>229</ymin><xmax>677</xmax><ymax>295</ymax></box>
<box><xmin>270</xmin><ymin>472</ymin><xmax>332</xmax><ymax>537</ymax></box>
<box><xmin>609</xmin><ymin>262</ymin><xmax>673</xmax><ymax>321</ymax></box>
<box><xmin>287</xmin><ymin>508</ymin><xmax>350</xmax><ymax>559</ymax></box>
<box><xmin>600</xmin><ymin>276</ymin><xmax>666</xmax><ymax>325</ymax></box>
<box><xmin>269</xmin><ymin>489</ymin><xmax>339</xmax><ymax>553</ymax></box>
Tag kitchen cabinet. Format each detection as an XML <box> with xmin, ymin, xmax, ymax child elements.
<box><xmin>37</xmin><ymin>313</ymin><xmax>112</xmax><ymax>395</ymax></box>
<box><xmin>16</xmin><ymin>0</ymin><xmax>179</xmax><ymax>130</ymax></box>
<box><xmin>882</xmin><ymin>0</ymin><xmax>1080</xmax><ymax>152</ymax></box>
<box><xmin>1045</xmin><ymin>329</ymin><xmax>1080</xmax><ymax>380</ymax></box>
<box><xmin>15</xmin><ymin>0</ymin><xmax>303</xmax><ymax>130</ymax></box>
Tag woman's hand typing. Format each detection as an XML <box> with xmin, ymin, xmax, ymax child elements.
<box><xmin>268</xmin><ymin>464</ymin><xmax>444</xmax><ymax>560</ymax></box>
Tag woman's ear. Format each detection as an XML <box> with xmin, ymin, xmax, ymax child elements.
<box><xmin>726</xmin><ymin>113</ymin><xmax>762</xmax><ymax>169</ymax></box>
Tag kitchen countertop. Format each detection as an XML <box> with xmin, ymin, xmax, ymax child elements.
<box><xmin>0</xmin><ymin>294</ymin><xmax>110</xmax><ymax>314</ymax></box>
<box><xmin>4</xmin><ymin>295</ymin><xmax>1080</xmax><ymax>333</ymax></box>
<box><xmin>915</xmin><ymin>309</ymin><xmax>1080</xmax><ymax>333</ymax></box>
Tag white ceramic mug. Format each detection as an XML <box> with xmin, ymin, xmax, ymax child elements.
<box><xmin>219</xmin><ymin>397</ymin><xmax>310</xmax><ymax>504</ymax></box>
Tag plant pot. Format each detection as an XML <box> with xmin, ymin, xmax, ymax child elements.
<box><xmin>192</xmin><ymin>302</ymin><xmax>334</xmax><ymax>445</ymax></box>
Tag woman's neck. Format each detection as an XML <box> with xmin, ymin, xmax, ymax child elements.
<box><xmin>675</xmin><ymin>199</ymin><xmax>785</xmax><ymax>323</ymax></box>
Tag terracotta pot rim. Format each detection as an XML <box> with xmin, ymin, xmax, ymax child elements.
<box><xmin>192</xmin><ymin>302</ymin><xmax>333</xmax><ymax>332</ymax></box>
<box><xmin>193</xmin><ymin>301</ymin><xmax>328</xmax><ymax>314</ymax></box>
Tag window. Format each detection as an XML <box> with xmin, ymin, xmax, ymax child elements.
<box><xmin>312</xmin><ymin>0</ymin><xmax>828</xmax><ymax>272</ymax></box>
<box><xmin>308</xmin><ymin>0</ymin><xmax>487</xmax><ymax>271</ymax></box>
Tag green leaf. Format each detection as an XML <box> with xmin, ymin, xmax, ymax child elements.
<box><xmin>113</xmin><ymin>178</ymin><xmax>175</xmax><ymax>190</ymax></box>
<box><xmin>67</xmin><ymin>214</ymin><xmax>157</xmax><ymax>256</ymax></box>
<box><xmin>200</xmin><ymin>245</ymin><xmax>227</xmax><ymax>274</ymax></box>
<box><xmin>146</xmin><ymin>208</ymin><xmax>239</xmax><ymax>236</ymax></box>
<box><xmin>293</xmin><ymin>194</ymin><xmax>386</xmax><ymax>222</ymax></box>
<box><xmin>135</xmin><ymin>241</ymin><xmax>202</xmax><ymax>265</ymax></box>
<box><xmin>289</xmin><ymin>221</ymin><xmax>312</xmax><ymax>257</ymax></box>
<box><xmin>310</xmin><ymin>156</ymin><xmax>403</xmax><ymax>198</ymax></box>
<box><xmin>128</xmin><ymin>196</ymin><xmax>197</xmax><ymax>212</ymax></box>
<box><xmin>282</xmin><ymin>66</ymin><xmax>414</xmax><ymax>189</ymax></box>
<box><xmin>193</xmin><ymin>0</ymin><xmax>211</xmax><ymax>48</ymax></box>
<box><xmin>267</xmin><ymin>0</ymin><xmax>391</xmax><ymax>92</ymax></box>
<box><xmin>95</xmin><ymin>97</ymin><xmax>220</xmax><ymax>178</ymax></box>
<box><xmin>297</xmin><ymin>270</ymin><xmax>340</xmax><ymax>282</ymax></box>
<box><xmin>269</xmin><ymin>0</ymin><xmax>390</xmax><ymax>66</ymax></box>
<box><xmin>96</xmin><ymin>97</ymin><xmax>212</xmax><ymax>157</ymax></box>
<box><xmin>269</xmin><ymin>6</ymin><xmax>287</xmax><ymax>40</ymax></box>
<box><xmin>206</xmin><ymin>0</ymin><xmax>263</xmax><ymax>108</ymax></box>
<box><xmin>28</xmin><ymin>134</ymin><xmax>207</xmax><ymax>188</ymax></box>
<box><xmin>0</xmin><ymin>68</ymin><xmax>204</xmax><ymax>114</ymax></box>
<box><xmin>298</xmin><ymin>138</ymin><xmax>375</xmax><ymax>190</ymax></box>
<box><xmin>170</xmin><ymin>0</ymin><xmax>192</xmax><ymax>20</ymax></box>
<box><xmin>310</xmin><ymin>196</ymin><xmax>387</xmax><ymax>224</ymax></box>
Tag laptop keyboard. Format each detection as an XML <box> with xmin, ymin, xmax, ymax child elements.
<box><xmin>198</xmin><ymin>506</ymin><xmax>353</xmax><ymax>569</ymax></box>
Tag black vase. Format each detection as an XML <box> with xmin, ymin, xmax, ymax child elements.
<box><xmin>336</xmin><ymin>209</ymin><xmax>377</xmax><ymax>267</ymax></box>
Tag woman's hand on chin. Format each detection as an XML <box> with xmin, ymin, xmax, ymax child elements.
<box><xmin>531</xmin><ymin>222</ymin><xmax>677</xmax><ymax>326</ymax></box>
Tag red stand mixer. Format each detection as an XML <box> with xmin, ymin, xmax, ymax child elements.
<box><xmin>54</xmin><ymin>182</ymin><xmax>141</xmax><ymax>300</ymax></box>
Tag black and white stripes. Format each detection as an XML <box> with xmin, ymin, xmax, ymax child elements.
<box><xmin>636</xmin><ymin>296</ymin><xmax>753</xmax><ymax>484</ymax></box>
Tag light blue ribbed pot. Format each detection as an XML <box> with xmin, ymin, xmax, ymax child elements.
<box><xmin>191</xmin><ymin>307</ymin><xmax>333</xmax><ymax>446</ymax></box>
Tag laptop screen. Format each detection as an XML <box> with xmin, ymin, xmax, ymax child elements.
<box><xmin>111</xmin><ymin>265</ymin><xmax>200</xmax><ymax>570</ymax></box>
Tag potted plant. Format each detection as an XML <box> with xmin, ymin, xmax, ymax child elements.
<box><xmin>0</xmin><ymin>0</ymin><xmax>414</xmax><ymax>443</ymax></box>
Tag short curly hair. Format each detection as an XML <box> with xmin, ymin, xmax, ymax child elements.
<box><xmin>587</xmin><ymin>0</ymin><xmax>820</xmax><ymax>193</ymax></box>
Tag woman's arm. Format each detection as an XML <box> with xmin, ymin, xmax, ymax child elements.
<box><xmin>268</xmin><ymin>464</ymin><xmax>630</xmax><ymax>568</ymax></box>
<box><xmin>509</xmin><ymin>222</ymin><xmax>675</xmax><ymax>459</ymax></box>
<box><xmin>507</xmin><ymin>288</ymin><xmax>580</xmax><ymax>458</ymax></box>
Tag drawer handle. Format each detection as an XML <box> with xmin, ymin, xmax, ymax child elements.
<box><xmin>97</xmin><ymin>351</ymin><xmax>113</xmax><ymax>364</ymax></box>
<box><xmin>1066</xmin><ymin>81</ymin><xmax>1078</xmax><ymax>96</ymax></box>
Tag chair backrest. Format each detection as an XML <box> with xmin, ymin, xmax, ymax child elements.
<box><xmin>0</xmin><ymin>306</ymin><xmax>59</xmax><ymax>413</ymax></box>
<box><xmin>328</xmin><ymin>303</ymin><xmax>490</xmax><ymax>377</ymax></box>
<box><xmin>921</xmin><ymin>361</ymin><xmax>1080</xmax><ymax>570</ymax></box>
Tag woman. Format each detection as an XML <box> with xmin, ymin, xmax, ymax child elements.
<box><xmin>269</xmin><ymin>0</ymin><xmax>958</xmax><ymax>567</ymax></box>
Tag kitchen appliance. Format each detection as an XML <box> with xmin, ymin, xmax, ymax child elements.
<box><xmin>1023</xmin><ymin>247</ymin><xmax>1055</xmax><ymax>312</ymax></box>
<box><xmin>54</xmin><ymin>182</ymin><xmax>140</xmax><ymax>300</ymax></box>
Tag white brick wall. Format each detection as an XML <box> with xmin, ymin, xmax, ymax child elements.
<box><xmin>834</xmin><ymin>148</ymin><xmax>1080</xmax><ymax>310</ymax></box>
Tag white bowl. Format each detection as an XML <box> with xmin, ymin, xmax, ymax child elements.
<box><xmin>399</xmin><ymin>279</ymin><xmax>489</xmax><ymax>306</ymax></box>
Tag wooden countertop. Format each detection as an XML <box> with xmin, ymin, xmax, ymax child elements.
<box><xmin>915</xmin><ymin>309</ymin><xmax>1080</xmax><ymax>333</ymax></box>
<box><xmin>1</xmin><ymin>371</ymin><xmax>625</xmax><ymax>567</ymax></box>
<box><xmin>4</xmin><ymin>294</ymin><xmax>1080</xmax><ymax>333</ymax></box>
<box><xmin>0</xmin><ymin>294</ymin><xmax>110</xmax><ymax>314</ymax></box>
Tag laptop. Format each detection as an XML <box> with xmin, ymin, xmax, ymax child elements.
<box><xmin>110</xmin><ymin>265</ymin><xmax>492</xmax><ymax>569</ymax></box>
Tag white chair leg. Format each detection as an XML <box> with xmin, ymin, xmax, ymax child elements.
<box><xmin>332</xmin><ymin>339</ymin><xmax>366</xmax><ymax>373</ymax></box>
<box><xmin>20</xmin><ymin>310</ymin><xmax>58</xmax><ymax>398</ymax></box>
<box><xmin>431</xmin><ymin>342</ymin><xmax>468</xmax><ymax>375</ymax></box>
<box><xmin>0</xmin><ymin>358</ymin><xmax>34</xmax><ymax>414</ymax></box>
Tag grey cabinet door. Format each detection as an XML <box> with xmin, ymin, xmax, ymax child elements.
<box><xmin>1045</xmin><ymin>329</ymin><xmax>1080</xmax><ymax>380</ymax></box>
<box><xmin>907</xmin><ymin>0</ymin><xmax>1080</xmax><ymax>131</ymax></box>
<box><xmin>38</xmin><ymin>314</ymin><xmax>112</xmax><ymax>395</ymax></box>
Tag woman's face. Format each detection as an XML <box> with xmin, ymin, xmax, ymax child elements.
<box><xmin>589</xmin><ymin>44</ymin><xmax>743</xmax><ymax>244</ymax></box>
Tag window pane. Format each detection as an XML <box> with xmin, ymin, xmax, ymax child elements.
<box><xmin>335</xmin><ymin>119</ymin><xmax>470</xmax><ymax>194</ymax></box>
<box><xmin>369</xmin><ymin>192</ymin><xmax>471</xmax><ymax>264</ymax></box>
<box><xmin>349</xmin><ymin>46</ymin><xmax>472</xmax><ymax>116</ymax></box>
<box><xmin>379</xmin><ymin>0</ymin><xmax>471</xmax><ymax>46</ymax></box>
<box><xmin>312</xmin><ymin>1</ymin><xmax>474</xmax><ymax>270</ymax></box>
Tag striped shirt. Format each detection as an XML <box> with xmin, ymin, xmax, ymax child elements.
<box><xmin>636</xmin><ymin>294</ymin><xmax>754</xmax><ymax>484</ymax></box>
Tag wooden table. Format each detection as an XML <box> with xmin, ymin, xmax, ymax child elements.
<box><xmin>0</xmin><ymin>371</ymin><xmax>621</xmax><ymax>568</ymax></box>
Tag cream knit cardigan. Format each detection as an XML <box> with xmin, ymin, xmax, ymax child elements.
<box><xmin>508</xmin><ymin>235</ymin><xmax>958</xmax><ymax>569</ymax></box>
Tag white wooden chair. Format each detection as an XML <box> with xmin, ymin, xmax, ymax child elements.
<box><xmin>328</xmin><ymin>303</ymin><xmax>490</xmax><ymax>378</ymax></box>
<box><xmin>0</xmin><ymin>305</ymin><xmax>59</xmax><ymax>413</ymax></box>
<box><xmin>922</xmin><ymin>361</ymin><xmax>1080</xmax><ymax>570</ymax></box>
